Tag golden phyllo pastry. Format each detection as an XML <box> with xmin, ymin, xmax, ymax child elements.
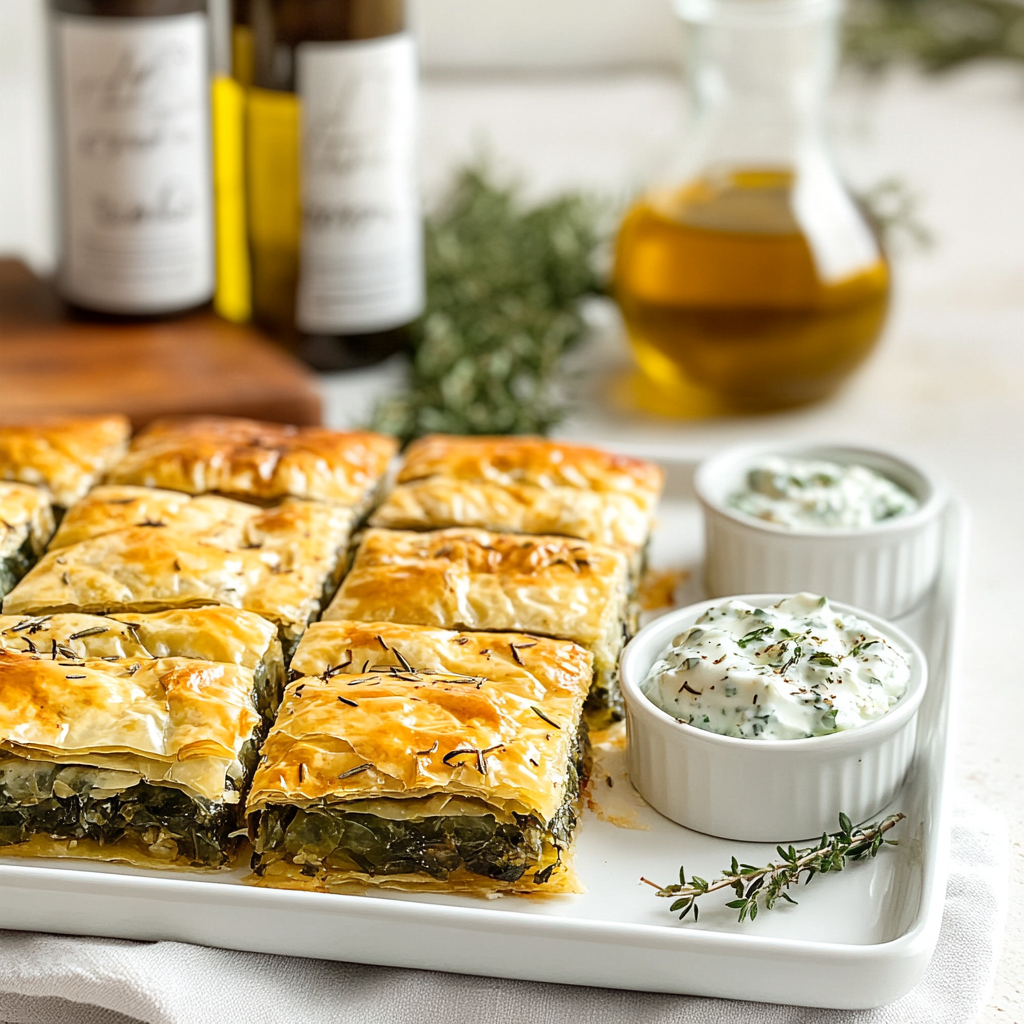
<box><xmin>2</xmin><ymin>486</ymin><xmax>353</xmax><ymax>648</ymax></box>
<box><xmin>248</xmin><ymin>620</ymin><xmax>592</xmax><ymax>895</ymax></box>
<box><xmin>0</xmin><ymin>607</ymin><xmax>284</xmax><ymax>721</ymax></box>
<box><xmin>105</xmin><ymin>416</ymin><xmax>397</xmax><ymax>512</ymax></box>
<box><xmin>371</xmin><ymin>434</ymin><xmax>663</xmax><ymax>553</ymax></box>
<box><xmin>322</xmin><ymin>527</ymin><xmax>630</xmax><ymax>718</ymax></box>
<box><xmin>0</xmin><ymin>647</ymin><xmax>263</xmax><ymax>869</ymax></box>
<box><xmin>0</xmin><ymin>414</ymin><xmax>130</xmax><ymax>508</ymax></box>
<box><xmin>0</xmin><ymin>483</ymin><xmax>55</xmax><ymax>600</ymax></box>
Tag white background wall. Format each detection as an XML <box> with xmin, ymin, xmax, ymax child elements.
<box><xmin>0</xmin><ymin>0</ymin><xmax>683</xmax><ymax>273</ymax></box>
<box><xmin>0</xmin><ymin>0</ymin><xmax>56</xmax><ymax>271</ymax></box>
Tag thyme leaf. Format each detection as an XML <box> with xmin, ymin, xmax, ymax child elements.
<box><xmin>737</xmin><ymin>625</ymin><xmax>773</xmax><ymax>649</ymax></box>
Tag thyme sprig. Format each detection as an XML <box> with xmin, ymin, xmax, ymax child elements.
<box><xmin>372</xmin><ymin>164</ymin><xmax>604</xmax><ymax>442</ymax></box>
<box><xmin>845</xmin><ymin>0</ymin><xmax>1024</xmax><ymax>74</ymax></box>
<box><xmin>642</xmin><ymin>812</ymin><xmax>905</xmax><ymax>923</ymax></box>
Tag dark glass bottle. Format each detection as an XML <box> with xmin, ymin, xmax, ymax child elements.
<box><xmin>247</xmin><ymin>0</ymin><xmax>423</xmax><ymax>370</ymax></box>
<box><xmin>51</xmin><ymin>0</ymin><xmax>215</xmax><ymax>317</ymax></box>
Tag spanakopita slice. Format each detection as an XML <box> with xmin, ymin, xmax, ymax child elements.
<box><xmin>247</xmin><ymin>621</ymin><xmax>591</xmax><ymax>896</ymax></box>
<box><xmin>371</xmin><ymin>434</ymin><xmax>663</xmax><ymax>556</ymax></box>
<box><xmin>105</xmin><ymin>416</ymin><xmax>397</xmax><ymax>513</ymax></box>
<box><xmin>0</xmin><ymin>414</ymin><xmax>130</xmax><ymax>509</ymax></box>
<box><xmin>0</xmin><ymin>648</ymin><xmax>263</xmax><ymax>869</ymax></box>
<box><xmin>2</xmin><ymin>486</ymin><xmax>353</xmax><ymax>649</ymax></box>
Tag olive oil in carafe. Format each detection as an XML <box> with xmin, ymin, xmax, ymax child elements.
<box><xmin>614</xmin><ymin>169</ymin><xmax>890</xmax><ymax>414</ymax></box>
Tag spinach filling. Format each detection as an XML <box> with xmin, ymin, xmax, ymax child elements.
<box><xmin>252</xmin><ymin>656</ymin><xmax>283</xmax><ymax>724</ymax></box>
<box><xmin>0</xmin><ymin>734</ymin><xmax>263</xmax><ymax>869</ymax></box>
<box><xmin>0</xmin><ymin>533</ymin><xmax>39</xmax><ymax>601</ymax></box>
<box><xmin>253</xmin><ymin>723</ymin><xmax>588</xmax><ymax>885</ymax></box>
<box><xmin>584</xmin><ymin>673</ymin><xmax>624</xmax><ymax>726</ymax></box>
<box><xmin>584</xmin><ymin>631</ymin><xmax>628</xmax><ymax>727</ymax></box>
<box><xmin>0</xmin><ymin>769</ymin><xmax>238</xmax><ymax>867</ymax></box>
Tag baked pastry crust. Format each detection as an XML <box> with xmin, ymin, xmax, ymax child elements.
<box><xmin>322</xmin><ymin>527</ymin><xmax>629</xmax><ymax>716</ymax></box>
<box><xmin>324</xmin><ymin>528</ymin><xmax>627</xmax><ymax>646</ymax></box>
<box><xmin>247</xmin><ymin>620</ymin><xmax>591</xmax><ymax>896</ymax></box>
<box><xmin>0</xmin><ymin>833</ymin><xmax>241</xmax><ymax>873</ymax></box>
<box><xmin>249</xmin><ymin>852</ymin><xmax>580</xmax><ymax>897</ymax></box>
<box><xmin>290</xmin><ymin>620</ymin><xmax>594</xmax><ymax>708</ymax></box>
<box><xmin>0</xmin><ymin>607</ymin><xmax>284</xmax><ymax>720</ymax></box>
<box><xmin>0</xmin><ymin>646</ymin><xmax>264</xmax><ymax>869</ymax></box>
<box><xmin>249</xmin><ymin>664</ymin><xmax>587</xmax><ymax>823</ymax></box>
<box><xmin>396</xmin><ymin>435</ymin><xmax>664</xmax><ymax>508</ymax></box>
<box><xmin>105</xmin><ymin>416</ymin><xmax>397</xmax><ymax>511</ymax></box>
<box><xmin>0</xmin><ymin>607</ymin><xmax>280</xmax><ymax>669</ymax></box>
<box><xmin>370</xmin><ymin>478</ymin><xmax>654</xmax><ymax>551</ymax></box>
<box><xmin>46</xmin><ymin>485</ymin><xmax>259</xmax><ymax>552</ymax></box>
<box><xmin>0</xmin><ymin>649</ymin><xmax>259</xmax><ymax>802</ymax></box>
<box><xmin>0</xmin><ymin>415</ymin><xmax>130</xmax><ymax>508</ymax></box>
<box><xmin>3</xmin><ymin>487</ymin><xmax>353</xmax><ymax>643</ymax></box>
<box><xmin>373</xmin><ymin>436</ymin><xmax>663</xmax><ymax>552</ymax></box>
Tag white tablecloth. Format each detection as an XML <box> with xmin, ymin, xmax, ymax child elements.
<box><xmin>0</xmin><ymin>808</ymin><xmax>1009</xmax><ymax>1024</ymax></box>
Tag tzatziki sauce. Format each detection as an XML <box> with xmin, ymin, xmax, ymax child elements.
<box><xmin>640</xmin><ymin>594</ymin><xmax>911</xmax><ymax>740</ymax></box>
<box><xmin>729</xmin><ymin>456</ymin><xmax>918</xmax><ymax>529</ymax></box>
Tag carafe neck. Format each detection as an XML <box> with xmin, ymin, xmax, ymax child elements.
<box><xmin>676</xmin><ymin>0</ymin><xmax>842</xmax><ymax>176</ymax></box>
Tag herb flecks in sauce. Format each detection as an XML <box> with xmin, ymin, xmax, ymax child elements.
<box><xmin>729</xmin><ymin>457</ymin><xmax>918</xmax><ymax>530</ymax></box>
<box><xmin>640</xmin><ymin>594</ymin><xmax>911</xmax><ymax>740</ymax></box>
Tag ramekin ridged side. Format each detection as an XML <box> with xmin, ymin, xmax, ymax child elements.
<box><xmin>619</xmin><ymin>596</ymin><xmax>928</xmax><ymax>842</ymax></box>
<box><xmin>695</xmin><ymin>443</ymin><xmax>947</xmax><ymax>620</ymax></box>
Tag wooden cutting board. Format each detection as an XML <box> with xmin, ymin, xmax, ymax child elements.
<box><xmin>0</xmin><ymin>260</ymin><xmax>322</xmax><ymax>428</ymax></box>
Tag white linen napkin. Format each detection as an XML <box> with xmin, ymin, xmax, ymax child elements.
<box><xmin>0</xmin><ymin>809</ymin><xmax>1008</xmax><ymax>1024</ymax></box>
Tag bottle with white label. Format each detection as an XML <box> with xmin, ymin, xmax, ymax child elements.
<box><xmin>51</xmin><ymin>0</ymin><xmax>215</xmax><ymax>317</ymax></box>
<box><xmin>247</xmin><ymin>0</ymin><xmax>424</xmax><ymax>370</ymax></box>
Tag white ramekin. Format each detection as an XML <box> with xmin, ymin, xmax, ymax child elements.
<box><xmin>619</xmin><ymin>595</ymin><xmax>928</xmax><ymax>842</ymax></box>
<box><xmin>695</xmin><ymin>442</ymin><xmax>947</xmax><ymax>620</ymax></box>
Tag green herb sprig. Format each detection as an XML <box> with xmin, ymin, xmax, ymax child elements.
<box><xmin>845</xmin><ymin>0</ymin><xmax>1024</xmax><ymax>74</ymax></box>
<box><xmin>372</xmin><ymin>165</ymin><xmax>604</xmax><ymax>443</ymax></box>
<box><xmin>642</xmin><ymin>812</ymin><xmax>905</xmax><ymax>923</ymax></box>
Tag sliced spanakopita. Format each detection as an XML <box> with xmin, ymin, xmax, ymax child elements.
<box><xmin>0</xmin><ymin>647</ymin><xmax>263</xmax><ymax>869</ymax></box>
<box><xmin>0</xmin><ymin>414</ymin><xmax>130</xmax><ymax>509</ymax></box>
<box><xmin>248</xmin><ymin>620</ymin><xmax>591</xmax><ymax>896</ymax></box>
<box><xmin>0</xmin><ymin>483</ymin><xmax>55</xmax><ymax>600</ymax></box>
<box><xmin>0</xmin><ymin>607</ymin><xmax>284</xmax><ymax>721</ymax></box>
<box><xmin>321</xmin><ymin>527</ymin><xmax>631</xmax><ymax>720</ymax></box>
<box><xmin>2</xmin><ymin>486</ymin><xmax>353</xmax><ymax>650</ymax></box>
<box><xmin>370</xmin><ymin>434</ymin><xmax>664</xmax><ymax>564</ymax></box>
<box><xmin>105</xmin><ymin>416</ymin><xmax>397</xmax><ymax>513</ymax></box>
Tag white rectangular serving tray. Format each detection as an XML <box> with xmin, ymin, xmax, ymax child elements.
<box><xmin>0</xmin><ymin>451</ymin><xmax>964</xmax><ymax>1010</ymax></box>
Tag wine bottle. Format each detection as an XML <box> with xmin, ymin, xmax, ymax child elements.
<box><xmin>51</xmin><ymin>0</ymin><xmax>215</xmax><ymax>317</ymax></box>
<box><xmin>247</xmin><ymin>0</ymin><xmax>424</xmax><ymax>370</ymax></box>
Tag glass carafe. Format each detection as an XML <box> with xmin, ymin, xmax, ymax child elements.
<box><xmin>614</xmin><ymin>0</ymin><xmax>889</xmax><ymax>415</ymax></box>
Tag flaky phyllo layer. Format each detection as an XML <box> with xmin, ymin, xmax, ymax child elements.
<box><xmin>0</xmin><ymin>414</ymin><xmax>130</xmax><ymax>509</ymax></box>
<box><xmin>0</xmin><ymin>648</ymin><xmax>264</xmax><ymax>868</ymax></box>
<box><xmin>370</xmin><ymin>434</ymin><xmax>664</xmax><ymax>553</ymax></box>
<box><xmin>0</xmin><ymin>607</ymin><xmax>285</xmax><ymax>722</ymax></box>
<box><xmin>247</xmin><ymin>622</ymin><xmax>592</xmax><ymax>895</ymax></box>
<box><xmin>2</xmin><ymin>486</ymin><xmax>354</xmax><ymax>643</ymax></box>
<box><xmin>105</xmin><ymin>416</ymin><xmax>398</xmax><ymax>512</ymax></box>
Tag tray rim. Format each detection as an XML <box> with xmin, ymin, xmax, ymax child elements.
<box><xmin>0</xmin><ymin>447</ymin><xmax>965</xmax><ymax>1008</ymax></box>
